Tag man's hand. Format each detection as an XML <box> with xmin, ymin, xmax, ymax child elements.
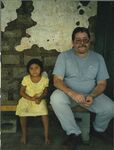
<box><xmin>68</xmin><ymin>91</ymin><xmax>85</xmax><ymax>103</ymax></box>
<box><xmin>83</xmin><ymin>95</ymin><xmax>93</xmax><ymax>107</ymax></box>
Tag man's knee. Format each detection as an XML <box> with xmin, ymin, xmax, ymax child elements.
<box><xmin>50</xmin><ymin>89</ymin><xmax>69</xmax><ymax>105</ymax></box>
<box><xmin>97</xmin><ymin>102</ymin><xmax>114</xmax><ymax>117</ymax></box>
<box><xmin>93</xmin><ymin>95</ymin><xmax>114</xmax><ymax>117</ymax></box>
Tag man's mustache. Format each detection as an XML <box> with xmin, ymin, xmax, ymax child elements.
<box><xmin>78</xmin><ymin>45</ymin><xmax>87</xmax><ymax>48</ymax></box>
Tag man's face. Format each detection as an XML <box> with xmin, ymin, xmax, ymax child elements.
<box><xmin>72</xmin><ymin>32</ymin><xmax>90</xmax><ymax>54</ymax></box>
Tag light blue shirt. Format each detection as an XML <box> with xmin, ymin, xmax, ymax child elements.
<box><xmin>53</xmin><ymin>49</ymin><xmax>109</xmax><ymax>94</ymax></box>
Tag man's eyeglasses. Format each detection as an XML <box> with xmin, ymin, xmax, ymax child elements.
<box><xmin>75</xmin><ymin>38</ymin><xmax>90</xmax><ymax>44</ymax></box>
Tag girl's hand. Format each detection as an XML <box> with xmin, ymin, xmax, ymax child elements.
<box><xmin>35</xmin><ymin>98</ymin><xmax>41</xmax><ymax>104</ymax></box>
<box><xmin>31</xmin><ymin>94</ymin><xmax>38</xmax><ymax>101</ymax></box>
<box><xmin>34</xmin><ymin>94</ymin><xmax>42</xmax><ymax>104</ymax></box>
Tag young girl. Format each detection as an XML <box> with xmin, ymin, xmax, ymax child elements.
<box><xmin>16</xmin><ymin>59</ymin><xmax>50</xmax><ymax>144</ymax></box>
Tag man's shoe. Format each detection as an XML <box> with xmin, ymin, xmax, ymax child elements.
<box><xmin>62</xmin><ymin>133</ymin><xmax>82</xmax><ymax>147</ymax></box>
<box><xmin>91</xmin><ymin>128</ymin><xmax>113</xmax><ymax>143</ymax></box>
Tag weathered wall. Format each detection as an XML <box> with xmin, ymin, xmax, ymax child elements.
<box><xmin>1</xmin><ymin>0</ymin><xmax>97</xmax><ymax>100</ymax></box>
<box><xmin>1</xmin><ymin>0</ymin><xmax>97</xmax><ymax>52</ymax></box>
<box><xmin>15</xmin><ymin>0</ymin><xmax>97</xmax><ymax>52</ymax></box>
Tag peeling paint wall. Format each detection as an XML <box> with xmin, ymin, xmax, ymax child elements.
<box><xmin>2</xmin><ymin>0</ymin><xmax>97</xmax><ymax>52</ymax></box>
<box><xmin>15</xmin><ymin>0</ymin><xmax>97</xmax><ymax>52</ymax></box>
<box><xmin>1</xmin><ymin>0</ymin><xmax>21</xmax><ymax>31</ymax></box>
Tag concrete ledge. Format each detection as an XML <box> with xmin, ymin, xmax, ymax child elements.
<box><xmin>74</xmin><ymin>112</ymin><xmax>90</xmax><ymax>143</ymax></box>
<box><xmin>1</xmin><ymin>114</ymin><xmax>17</xmax><ymax>133</ymax></box>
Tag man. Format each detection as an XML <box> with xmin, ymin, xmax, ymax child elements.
<box><xmin>50</xmin><ymin>27</ymin><xmax>114</xmax><ymax>147</ymax></box>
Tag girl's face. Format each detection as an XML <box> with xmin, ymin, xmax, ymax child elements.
<box><xmin>29</xmin><ymin>64</ymin><xmax>41</xmax><ymax>77</ymax></box>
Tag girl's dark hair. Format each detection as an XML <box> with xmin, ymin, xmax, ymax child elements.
<box><xmin>72</xmin><ymin>27</ymin><xmax>90</xmax><ymax>41</ymax></box>
<box><xmin>26</xmin><ymin>58</ymin><xmax>44</xmax><ymax>74</ymax></box>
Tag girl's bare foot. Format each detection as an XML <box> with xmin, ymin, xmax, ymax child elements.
<box><xmin>20</xmin><ymin>136</ymin><xmax>27</xmax><ymax>144</ymax></box>
<box><xmin>45</xmin><ymin>138</ymin><xmax>50</xmax><ymax>144</ymax></box>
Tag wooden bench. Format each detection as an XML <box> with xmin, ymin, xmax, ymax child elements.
<box><xmin>0</xmin><ymin>100</ymin><xmax>90</xmax><ymax>143</ymax></box>
<box><xmin>0</xmin><ymin>100</ymin><xmax>18</xmax><ymax>111</ymax></box>
<box><xmin>0</xmin><ymin>100</ymin><xmax>88</xmax><ymax>112</ymax></box>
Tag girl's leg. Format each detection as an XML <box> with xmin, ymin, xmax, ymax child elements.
<box><xmin>20</xmin><ymin>117</ymin><xmax>27</xmax><ymax>144</ymax></box>
<box><xmin>41</xmin><ymin>115</ymin><xmax>50</xmax><ymax>144</ymax></box>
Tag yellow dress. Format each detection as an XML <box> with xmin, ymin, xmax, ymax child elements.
<box><xmin>16</xmin><ymin>74</ymin><xmax>49</xmax><ymax>116</ymax></box>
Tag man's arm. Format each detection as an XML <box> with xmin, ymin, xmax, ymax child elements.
<box><xmin>83</xmin><ymin>80</ymin><xmax>107</xmax><ymax>107</ymax></box>
<box><xmin>89</xmin><ymin>80</ymin><xmax>107</xmax><ymax>98</ymax></box>
<box><xmin>53</xmin><ymin>75</ymin><xmax>71</xmax><ymax>94</ymax></box>
<box><xmin>53</xmin><ymin>75</ymin><xmax>85</xmax><ymax>103</ymax></box>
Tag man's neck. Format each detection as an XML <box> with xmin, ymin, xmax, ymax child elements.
<box><xmin>75</xmin><ymin>51</ymin><xmax>89</xmax><ymax>58</ymax></box>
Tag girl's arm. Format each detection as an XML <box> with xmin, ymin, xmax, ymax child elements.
<box><xmin>20</xmin><ymin>85</ymin><xmax>35</xmax><ymax>101</ymax></box>
<box><xmin>35</xmin><ymin>87</ymin><xmax>48</xmax><ymax>104</ymax></box>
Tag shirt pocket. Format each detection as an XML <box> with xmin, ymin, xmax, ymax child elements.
<box><xmin>86</xmin><ymin>65</ymin><xmax>98</xmax><ymax>79</ymax></box>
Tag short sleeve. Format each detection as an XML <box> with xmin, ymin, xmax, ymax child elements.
<box><xmin>96</xmin><ymin>55</ymin><xmax>109</xmax><ymax>81</ymax></box>
<box><xmin>43</xmin><ymin>77</ymin><xmax>49</xmax><ymax>88</ymax></box>
<box><xmin>53</xmin><ymin>53</ymin><xmax>66</xmax><ymax>78</ymax></box>
<box><xmin>42</xmin><ymin>71</ymin><xmax>48</xmax><ymax>77</ymax></box>
<box><xmin>21</xmin><ymin>76</ymin><xmax>28</xmax><ymax>86</ymax></box>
